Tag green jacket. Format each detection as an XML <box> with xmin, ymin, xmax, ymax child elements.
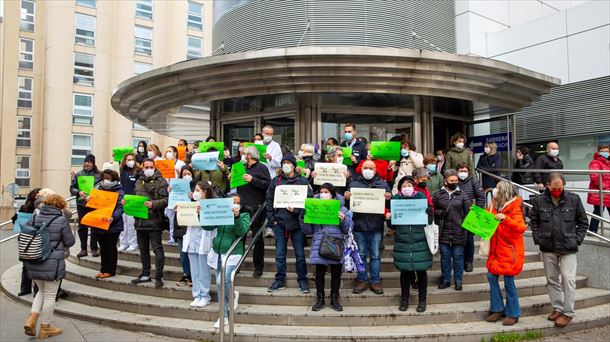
<box><xmin>210</xmin><ymin>212</ymin><xmax>250</xmax><ymax>255</ymax></box>
<box><xmin>390</xmin><ymin>193</ymin><xmax>433</xmax><ymax>272</ymax></box>
<box><xmin>195</xmin><ymin>167</ymin><xmax>229</xmax><ymax>192</ymax></box>
<box><xmin>444</xmin><ymin>146</ymin><xmax>475</xmax><ymax>176</ymax></box>
<box><xmin>427</xmin><ymin>172</ymin><xmax>444</xmax><ymax>196</ymax></box>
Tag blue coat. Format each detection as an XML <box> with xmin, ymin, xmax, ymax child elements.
<box><xmin>301</xmin><ymin>195</ymin><xmax>353</xmax><ymax>265</ymax></box>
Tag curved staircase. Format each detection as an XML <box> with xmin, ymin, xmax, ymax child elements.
<box><xmin>3</xmin><ymin>232</ymin><xmax>610</xmax><ymax>341</ymax></box>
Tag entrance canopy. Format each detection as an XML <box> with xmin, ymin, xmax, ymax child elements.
<box><xmin>111</xmin><ymin>46</ymin><xmax>560</xmax><ymax>137</ymax></box>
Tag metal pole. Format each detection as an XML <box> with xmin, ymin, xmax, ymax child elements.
<box><xmin>229</xmin><ymin>271</ymin><xmax>236</xmax><ymax>342</ymax></box>
<box><xmin>506</xmin><ymin>116</ymin><xmax>512</xmax><ymax>181</ymax></box>
<box><xmin>599</xmin><ymin>173</ymin><xmax>605</xmax><ymax>237</ymax></box>
<box><xmin>219</xmin><ymin>256</ymin><xmax>226</xmax><ymax>341</ymax></box>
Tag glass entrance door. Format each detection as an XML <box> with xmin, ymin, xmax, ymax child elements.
<box><xmin>223</xmin><ymin>121</ymin><xmax>255</xmax><ymax>155</ymax></box>
<box><xmin>262</xmin><ymin>116</ymin><xmax>295</xmax><ymax>152</ymax></box>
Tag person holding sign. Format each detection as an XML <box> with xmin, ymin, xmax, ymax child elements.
<box><xmin>387</xmin><ymin>176</ymin><xmax>433</xmax><ymax>313</ymax></box>
<box><xmin>172</xmin><ymin>166</ymin><xmax>196</xmax><ymax>287</ymax></box>
<box><xmin>118</xmin><ymin>153</ymin><xmax>140</xmax><ymax>253</ymax></box>
<box><xmin>127</xmin><ymin>159</ymin><xmax>169</xmax><ymax>289</ymax></box>
<box><xmin>484</xmin><ymin>181</ymin><xmax>526</xmax><ymax>326</ymax></box>
<box><xmin>345</xmin><ymin>160</ymin><xmax>391</xmax><ymax>295</ymax></box>
<box><xmin>163</xmin><ymin>146</ymin><xmax>186</xmax><ymax>245</ymax></box>
<box><xmin>300</xmin><ymin>183</ymin><xmax>353</xmax><ymax>312</ymax></box>
<box><xmin>297</xmin><ymin>143</ymin><xmax>317</xmax><ymax>178</ymax></box>
<box><xmin>194</xmin><ymin>147</ymin><xmax>230</xmax><ymax>193</ymax></box>
<box><xmin>69</xmin><ymin>153</ymin><xmax>101</xmax><ymax>258</ymax></box>
<box><xmin>391</xmin><ymin>134</ymin><xmax>424</xmax><ymax>195</ymax></box>
<box><xmin>339</xmin><ymin>123</ymin><xmax>367</xmax><ymax>174</ymax></box>
<box><xmin>457</xmin><ymin>162</ymin><xmax>486</xmax><ymax>273</ymax></box>
<box><xmin>261</xmin><ymin>125</ymin><xmax>283</xmax><ymax>177</ymax></box>
<box><xmin>311</xmin><ymin>146</ymin><xmax>352</xmax><ymax>194</ymax></box>
<box><xmin>432</xmin><ymin>169</ymin><xmax>471</xmax><ymax>291</ymax></box>
<box><xmin>235</xmin><ymin>146</ymin><xmax>271</xmax><ymax>278</ymax></box>
<box><xmin>265</xmin><ymin>154</ymin><xmax>314</xmax><ymax>293</ymax></box>
<box><xmin>89</xmin><ymin>170</ymin><xmax>125</xmax><ymax>279</ymax></box>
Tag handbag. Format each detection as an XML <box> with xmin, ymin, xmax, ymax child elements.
<box><xmin>479</xmin><ymin>238</ymin><xmax>490</xmax><ymax>257</ymax></box>
<box><xmin>319</xmin><ymin>228</ymin><xmax>344</xmax><ymax>261</ymax></box>
<box><xmin>424</xmin><ymin>222</ymin><xmax>439</xmax><ymax>255</ymax></box>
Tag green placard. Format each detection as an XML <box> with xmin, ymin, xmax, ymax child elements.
<box><xmin>369</xmin><ymin>141</ymin><xmax>401</xmax><ymax>161</ymax></box>
<box><xmin>123</xmin><ymin>194</ymin><xmax>150</xmax><ymax>219</ymax></box>
<box><xmin>198</xmin><ymin>142</ymin><xmax>224</xmax><ymax>159</ymax></box>
<box><xmin>77</xmin><ymin>176</ymin><xmax>95</xmax><ymax>195</ymax></box>
<box><xmin>304</xmin><ymin>198</ymin><xmax>341</xmax><ymax>225</ymax></box>
<box><xmin>244</xmin><ymin>143</ymin><xmax>268</xmax><ymax>164</ymax></box>
<box><xmin>341</xmin><ymin>147</ymin><xmax>353</xmax><ymax>165</ymax></box>
<box><xmin>230</xmin><ymin>161</ymin><xmax>249</xmax><ymax>189</ymax></box>
<box><xmin>296</xmin><ymin>160</ymin><xmax>307</xmax><ymax>177</ymax></box>
<box><xmin>112</xmin><ymin>146</ymin><xmax>134</xmax><ymax>162</ymax></box>
<box><xmin>461</xmin><ymin>205</ymin><xmax>500</xmax><ymax>240</ymax></box>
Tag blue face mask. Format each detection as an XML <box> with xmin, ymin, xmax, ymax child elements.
<box><xmin>344</xmin><ymin>132</ymin><xmax>353</xmax><ymax>141</ymax></box>
<box><xmin>427</xmin><ymin>164</ymin><xmax>437</xmax><ymax>173</ymax></box>
<box><xmin>600</xmin><ymin>152</ymin><xmax>610</xmax><ymax>159</ymax></box>
<box><xmin>400</xmin><ymin>149</ymin><xmax>409</xmax><ymax>157</ymax></box>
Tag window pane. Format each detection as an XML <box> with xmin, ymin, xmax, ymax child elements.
<box><xmin>76</xmin><ymin>0</ymin><xmax>96</xmax><ymax>8</ymax></box>
<box><xmin>73</xmin><ymin>93</ymin><xmax>93</xmax><ymax>125</ymax></box>
<box><xmin>19</xmin><ymin>38</ymin><xmax>34</xmax><ymax>69</ymax></box>
<box><xmin>135</xmin><ymin>0</ymin><xmax>153</xmax><ymax>20</ymax></box>
<box><xmin>15</xmin><ymin>155</ymin><xmax>31</xmax><ymax>187</ymax></box>
<box><xmin>132</xmin><ymin>137</ymin><xmax>150</xmax><ymax>148</ymax></box>
<box><xmin>187</xmin><ymin>1</ymin><xmax>203</xmax><ymax>30</ymax></box>
<box><xmin>74</xmin><ymin>54</ymin><xmax>95</xmax><ymax>86</ymax></box>
<box><xmin>187</xmin><ymin>36</ymin><xmax>202</xmax><ymax>59</ymax></box>
<box><xmin>134</xmin><ymin>26</ymin><xmax>153</xmax><ymax>55</ymax></box>
<box><xmin>18</xmin><ymin>77</ymin><xmax>33</xmax><ymax>108</ymax></box>
<box><xmin>20</xmin><ymin>0</ymin><xmax>35</xmax><ymax>31</ymax></box>
<box><xmin>75</xmin><ymin>13</ymin><xmax>96</xmax><ymax>46</ymax></box>
<box><xmin>16</xmin><ymin>116</ymin><xmax>32</xmax><ymax>148</ymax></box>
<box><xmin>72</xmin><ymin>134</ymin><xmax>92</xmax><ymax>165</ymax></box>
<box><xmin>135</xmin><ymin>25</ymin><xmax>152</xmax><ymax>39</ymax></box>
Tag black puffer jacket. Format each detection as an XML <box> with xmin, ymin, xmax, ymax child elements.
<box><xmin>459</xmin><ymin>175</ymin><xmax>486</xmax><ymax>208</ymax></box>
<box><xmin>237</xmin><ymin>161</ymin><xmax>271</xmax><ymax>210</ymax></box>
<box><xmin>348</xmin><ymin>175</ymin><xmax>391</xmax><ymax>233</ymax></box>
<box><xmin>134</xmin><ymin>172</ymin><xmax>169</xmax><ymax>231</ymax></box>
<box><xmin>432</xmin><ymin>188</ymin><xmax>471</xmax><ymax>246</ymax></box>
<box><xmin>266</xmin><ymin>173</ymin><xmax>313</xmax><ymax>231</ymax></box>
<box><xmin>512</xmin><ymin>154</ymin><xmax>535</xmax><ymax>185</ymax></box>
<box><xmin>533</xmin><ymin>154</ymin><xmax>563</xmax><ymax>185</ymax></box>
<box><xmin>529</xmin><ymin>189</ymin><xmax>589</xmax><ymax>255</ymax></box>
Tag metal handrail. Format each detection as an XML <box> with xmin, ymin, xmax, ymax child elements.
<box><xmin>218</xmin><ymin>203</ymin><xmax>267</xmax><ymax>342</ymax></box>
<box><xmin>0</xmin><ymin>196</ymin><xmax>78</xmax><ymax>244</ymax></box>
<box><xmin>488</xmin><ymin>168</ymin><xmax>610</xmax><ymax>175</ymax></box>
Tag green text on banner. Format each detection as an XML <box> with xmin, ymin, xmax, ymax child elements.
<box><xmin>123</xmin><ymin>195</ymin><xmax>150</xmax><ymax>219</ymax></box>
<box><xmin>304</xmin><ymin>198</ymin><xmax>341</xmax><ymax>225</ymax></box>
<box><xmin>461</xmin><ymin>206</ymin><xmax>500</xmax><ymax>240</ymax></box>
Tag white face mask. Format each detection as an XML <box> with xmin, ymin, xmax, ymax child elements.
<box><xmin>126</xmin><ymin>160</ymin><xmax>135</xmax><ymax>168</ymax></box>
<box><xmin>282</xmin><ymin>164</ymin><xmax>294</xmax><ymax>174</ymax></box>
<box><xmin>241</xmin><ymin>155</ymin><xmax>248</xmax><ymax>164</ymax></box>
<box><xmin>401</xmin><ymin>186</ymin><xmax>414</xmax><ymax>197</ymax></box>
<box><xmin>484</xmin><ymin>147</ymin><xmax>491</xmax><ymax>154</ymax></box>
<box><xmin>319</xmin><ymin>192</ymin><xmax>332</xmax><ymax>200</ymax></box>
<box><xmin>458</xmin><ymin>172</ymin><xmax>469</xmax><ymax>180</ymax></box>
<box><xmin>147</xmin><ymin>151</ymin><xmax>155</xmax><ymax>159</ymax></box>
<box><xmin>138</xmin><ymin>147</ymin><xmax>145</xmax><ymax>153</ymax></box>
<box><xmin>362</xmin><ymin>169</ymin><xmax>375</xmax><ymax>180</ymax></box>
<box><xmin>492</xmin><ymin>188</ymin><xmax>498</xmax><ymax>198</ymax></box>
<box><xmin>297</xmin><ymin>150</ymin><xmax>304</xmax><ymax>158</ymax></box>
<box><xmin>166</xmin><ymin>152</ymin><xmax>174</xmax><ymax>160</ymax></box>
<box><xmin>263</xmin><ymin>135</ymin><xmax>273</xmax><ymax>143</ymax></box>
<box><xmin>233</xmin><ymin>204</ymin><xmax>241</xmax><ymax>211</ymax></box>
<box><xmin>336</xmin><ymin>157</ymin><xmax>344</xmax><ymax>164</ymax></box>
<box><xmin>183</xmin><ymin>175</ymin><xmax>192</xmax><ymax>181</ymax></box>
<box><xmin>192</xmin><ymin>191</ymin><xmax>202</xmax><ymax>201</ymax></box>
<box><xmin>254</xmin><ymin>140</ymin><xmax>264</xmax><ymax>145</ymax></box>
<box><xmin>143</xmin><ymin>169</ymin><xmax>155</xmax><ymax>178</ymax></box>
<box><xmin>455</xmin><ymin>142</ymin><xmax>465</xmax><ymax>149</ymax></box>
<box><xmin>102</xmin><ymin>180</ymin><xmax>112</xmax><ymax>186</ymax></box>
<box><xmin>549</xmin><ymin>149</ymin><xmax>559</xmax><ymax>157</ymax></box>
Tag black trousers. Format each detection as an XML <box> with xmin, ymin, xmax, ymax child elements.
<box><xmin>136</xmin><ymin>230</ymin><xmax>164</xmax><ymax>280</ymax></box>
<box><xmin>77</xmin><ymin>206</ymin><xmax>98</xmax><ymax>251</ymax></box>
<box><xmin>97</xmin><ymin>232</ymin><xmax>120</xmax><ymax>275</ymax></box>
<box><xmin>20</xmin><ymin>263</ymin><xmax>32</xmax><ymax>294</ymax></box>
<box><xmin>464</xmin><ymin>231</ymin><xmax>475</xmax><ymax>265</ymax></box>
<box><xmin>400</xmin><ymin>270</ymin><xmax>428</xmax><ymax>299</ymax></box>
<box><xmin>315</xmin><ymin>264</ymin><xmax>342</xmax><ymax>294</ymax></box>
<box><xmin>250</xmin><ymin>211</ymin><xmax>265</xmax><ymax>272</ymax></box>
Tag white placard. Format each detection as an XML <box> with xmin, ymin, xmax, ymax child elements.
<box><xmin>313</xmin><ymin>163</ymin><xmax>348</xmax><ymax>187</ymax></box>
<box><xmin>273</xmin><ymin>185</ymin><xmax>309</xmax><ymax>209</ymax></box>
<box><xmin>176</xmin><ymin>202</ymin><xmax>200</xmax><ymax>226</ymax></box>
<box><xmin>350</xmin><ymin>188</ymin><xmax>386</xmax><ymax>214</ymax></box>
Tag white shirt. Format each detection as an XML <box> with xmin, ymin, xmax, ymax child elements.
<box><xmin>264</xmin><ymin>140</ymin><xmax>283</xmax><ymax>176</ymax></box>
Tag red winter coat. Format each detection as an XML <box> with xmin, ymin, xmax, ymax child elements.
<box><xmin>587</xmin><ymin>153</ymin><xmax>610</xmax><ymax>207</ymax></box>
<box><xmin>486</xmin><ymin>196</ymin><xmax>526</xmax><ymax>277</ymax></box>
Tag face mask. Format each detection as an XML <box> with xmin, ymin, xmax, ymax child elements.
<box><xmin>484</xmin><ymin>147</ymin><xmax>491</xmax><ymax>154</ymax></box>
<box><xmin>102</xmin><ymin>180</ymin><xmax>112</xmax><ymax>186</ymax></box>
<box><xmin>600</xmin><ymin>152</ymin><xmax>610</xmax><ymax>159</ymax></box>
<box><xmin>319</xmin><ymin>192</ymin><xmax>332</xmax><ymax>200</ymax></box>
<box><xmin>401</xmin><ymin>187</ymin><xmax>414</xmax><ymax>197</ymax></box>
<box><xmin>263</xmin><ymin>135</ymin><xmax>272</xmax><ymax>143</ymax></box>
<box><xmin>362</xmin><ymin>169</ymin><xmax>375</xmax><ymax>180</ymax></box>
<box><xmin>427</xmin><ymin>164</ymin><xmax>437</xmax><ymax>173</ymax></box>
<box><xmin>492</xmin><ymin>188</ymin><xmax>498</xmax><ymax>198</ymax></box>
<box><xmin>241</xmin><ymin>155</ymin><xmax>248</xmax><ymax>164</ymax></box>
<box><xmin>282</xmin><ymin>164</ymin><xmax>294</xmax><ymax>174</ymax></box>
<box><xmin>126</xmin><ymin>160</ymin><xmax>135</xmax><ymax>168</ymax></box>
<box><xmin>446</xmin><ymin>183</ymin><xmax>458</xmax><ymax>191</ymax></box>
<box><xmin>233</xmin><ymin>204</ymin><xmax>241</xmax><ymax>211</ymax></box>
<box><xmin>336</xmin><ymin>157</ymin><xmax>344</xmax><ymax>164</ymax></box>
<box><xmin>458</xmin><ymin>172</ymin><xmax>469</xmax><ymax>180</ymax></box>
<box><xmin>400</xmin><ymin>149</ymin><xmax>409</xmax><ymax>157</ymax></box>
<box><xmin>344</xmin><ymin>132</ymin><xmax>353</xmax><ymax>141</ymax></box>
<box><xmin>550</xmin><ymin>189</ymin><xmax>563</xmax><ymax>198</ymax></box>
<box><xmin>326</xmin><ymin>145</ymin><xmax>333</xmax><ymax>153</ymax></box>
<box><xmin>437</xmin><ymin>155</ymin><xmax>444</xmax><ymax>161</ymax></box>
<box><xmin>138</xmin><ymin>147</ymin><xmax>145</xmax><ymax>153</ymax></box>
<box><xmin>143</xmin><ymin>169</ymin><xmax>155</xmax><ymax>178</ymax></box>
<box><xmin>297</xmin><ymin>150</ymin><xmax>304</xmax><ymax>158</ymax></box>
<box><xmin>166</xmin><ymin>152</ymin><xmax>174</xmax><ymax>160</ymax></box>
<box><xmin>192</xmin><ymin>191</ymin><xmax>202</xmax><ymax>201</ymax></box>
<box><xmin>418</xmin><ymin>182</ymin><xmax>427</xmax><ymax>188</ymax></box>
<box><xmin>147</xmin><ymin>151</ymin><xmax>155</xmax><ymax>159</ymax></box>
<box><xmin>183</xmin><ymin>175</ymin><xmax>192</xmax><ymax>181</ymax></box>
<box><xmin>455</xmin><ymin>143</ymin><xmax>465</xmax><ymax>149</ymax></box>
<box><xmin>255</xmin><ymin>140</ymin><xmax>264</xmax><ymax>145</ymax></box>
<box><xmin>549</xmin><ymin>149</ymin><xmax>559</xmax><ymax>157</ymax></box>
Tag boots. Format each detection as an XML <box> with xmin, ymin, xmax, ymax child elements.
<box><xmin>399</xmin><ymin>297</ymin><xmax>409</xmax><ymax>311</ymax></box>
<box><xmin>23</xmin><ymin>313</ymin><xmax>39</xmax><ymax>336</ymax></box>
<box><xmin>416</xmin><ymin>297</ymin><xmax>427</xmax><ymax>313</ymax></box>
<box><xmin>312</xmin><ymin>292</ymin><xmax>325</xmax><ymax>311</ymax></box>
<box><xmin>330</xmin><ymin>292</ymin><xmax>343</xmax><ymax>312</ymax></box>
<box><xmin>38</xmin><ymin>323</ymin><xmax>62</xmax><ymax>339</ymax></box>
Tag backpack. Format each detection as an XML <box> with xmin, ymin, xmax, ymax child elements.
<box><xmin>18</xmin><ymin>214</ymin><xmax>62</xmax><ymax>263</ymax></box>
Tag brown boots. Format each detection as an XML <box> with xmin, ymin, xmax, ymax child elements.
<box><xmin>38</xmin><ymin>323</ymin><xmax>63</xmax><ymax>339</ymax></box>
<box><xmin>24</xmin><ymin>313</ymin><xmax>39</xmax><ymax>336</ymax></box>
<box><xmin>24</xmin><ymin>313</ymin><xmax>62</xmax><ymax>339</ymax></box>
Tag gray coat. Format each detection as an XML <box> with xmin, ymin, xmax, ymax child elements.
<box><xmin>25</xmin><ymin>206</ymin><xmax>75</xmax><ymax>281</ymax></box>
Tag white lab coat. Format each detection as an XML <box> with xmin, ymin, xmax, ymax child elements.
<box><xmin>264</xmin><ymin>140</ymin><xmax>283</xmax><ymax>176</ymax></box>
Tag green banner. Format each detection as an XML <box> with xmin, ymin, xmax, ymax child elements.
<box><xmin>296</xmin><ymin>160</ymin><xmax>307</xmax><ymax>177</ymax></box>
<box><xmin>370</xmin><ymin>141</ymin><xmax>401</xmax><ymax>161</ymax></box>
<box><xmin>198</xmin><ymin>142</ymin><xmax>224</xmax><ymax>159</ymax></box>
<box><xmin>123</xmin><ymin>194</ymin><xmax>150</xmax><ymax>219</ymax></box>
<box><xmin>112</xmin><ymin>146</ymin><xmax>134</xmax><ymax>162</ymax></box>
<box><xmin>230</xmin><ymin>161</ymin><xmax>249</xmax><ymax>189</ymax></box>
<box><xmin>461</xmin><ymin>205</ymin><xmax>500</xmax><ymax>240</ymax></box>
<box><xmin>304</xmin><ymin>198</ymin><xmax>341</xmax><ymax>225</ymax></box>
<box><xmin>341</xmin><ymin>147</ymin><xmax>353</xmax><ymax>165</ymax></box>
<box><xmin>77</xmin><ymin>176</ymin><xmax>95</xmax><ymax>195</ymax></box>
<box><xmin>244</xmin><ymin>143</ymin><xmax>268</xmax><ymax>164</ymax></box>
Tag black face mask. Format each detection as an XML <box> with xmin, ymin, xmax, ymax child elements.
<box><xmin>446</xmin><ymin>183</ymin><xmax>458</xmax><ymax>191</ymax></box>
<box><xmin>418</xmin><ymin>182</ymin><xmax>427</xmax><ymax>188</ymax></box>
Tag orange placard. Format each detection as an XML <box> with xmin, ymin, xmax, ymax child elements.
<box><xmin>83</xmin><ymin>189</ymin><xmax>119</xmax><ymax>230</ymax></box>
<box><xmin>177</xmin><ymin>146</ymin><xmax>187</xmax><ymax>161</ymax></box>
<box><xmin>155</xmin><ymin>159</ymin><xmax>176</xmax><ymax>178</ymax></box>
<box><xmin>81</xmin><ymin>209</ymin><xmax>113</xmax><ymax>230</ymax></box>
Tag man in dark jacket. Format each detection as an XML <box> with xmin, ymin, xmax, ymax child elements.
<box><xmin>457</xmin><ymin>163</ymin><xmax>485</xmax><ymax>272</ymax></box>
<box><xmin>345</xmin><ymin>160</ymin><xmax>392</xmax><ymax>295</ymax></box>
<box><xmin>433</xmin><ymin>169</ymin><xmax>471</xmax><ymax>291</ymax></box>
<box><xmin>340</xmin><ymin>123</ymin><xmax>368</xmax><ymax>175</ymax></box>
<box><xmin>534</xmin><ymin>142</ymin><xmax>564</xmax><ymax>189</ymax></box>
<box><xmin>266</xmin><ymin>154</ymin><xmax>314</xmax><ymax>293</ymax></box>
<box><xmin>530</xmin><ymin>172</ymin><xmax>588</xmax><ymax>328</ymax></box>
<box><xmin>236</xmin><ymin>146</ymin><xmax>271</xmax><ymax>278</ymax></box>
<box><xmin>69</xmin><ymin>154</ymin><xmax>101</xmax><ymax>258</ymax></box>
<box><xmin>129</xmin><ymin>159</ymin><xmax>169</xmax><ymax>289</ymax></box>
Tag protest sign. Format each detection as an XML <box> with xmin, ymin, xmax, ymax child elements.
<box><xmin>168</xmin><ymin>178</ymin><xmax>191</xmax><ymax>208</ymax></box>
<box><xmin>244</xmin><ymin>143</ymin><xmax>267</xmax><ymax>164</ymax></box>
<box><xmin>198</xmin><ymin>142</ymin><xmax>224</xmax><ymax>159</ymax></box>
<box><xmin>177</xmin><ymin>146</ymin><xmax>187</xmax><ymax>161</ymax></box>
<box><xmin>176</xmin><ymin>202</ymin><xmax>200</xmax><ymax>226</ymax></box>
<box><xmin>112</xmin><ymin>146</ymin><xmax>134</xmax><ymax>162</ymax></box>
<box><xmin>155</xmin><ymin>159</ymin><xmax>175</xmax><ymax>178</ymax></box>
<box><xmin>273</xmin><ymin>185</ymin><xmax>309</xmax><ymax>209</ymax></box>
<box><xmin>83</xmin><ymin>189</ymin><xmax>119</xmax><ymax>230</ymax></box>
<box><xmin>200</xmin><ymin>198</ymin><xmax>234</xmax><ymax>226</ymax></box>
<box><xmin>462</xmin><ymin>206</ymin><xmax>500</xmax><ymax>240</ymax></box>
<box><xmin>123</xmin><ymin>194</ymin><xmax>149</xmax><ymax>219</ymax></box>
<box><xmin>390</xmin><ymin>198</ymin><xmax>428</xmax><ymax>225</ymax></box>
<box><xmin>313</xmin><ymin>163</ymin><xmax>348</xmax><ymax>187</ymax></box>
<box><xmin>350</xmin><ymin>188</ymin><xmax>386</xmax><ymax>214</ymax></box>
<box><xmin>77</xmin><ymin>176</ymin><xmax>94</xmax><ymax>195</ymax></box>
<box><xmin>229</xmin><ymin>161</ymin><xmax>248</xmax><ymax>189</ymax></box>
<box><xmin>370</xmin><ymin>141</ymin><xmax>401</xmax><ymax>161</ymax></box>
<box><xmin>191</xmin><ymin>152</ymin><xmax>218</xmax><ymax>170</ymax></box>
<box><xmin>342</xmin><ymin>147</ymin><xmax>353</xmax><ymax>166</ymax></box>
<box><xmin>304</xmin><ymin>198</ymin><xmax>341</xmax><ymax>225</ymax></box>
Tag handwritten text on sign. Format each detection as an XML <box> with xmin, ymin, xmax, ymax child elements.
<box><xmin>350</xmin><ymin>188</ymin><xmax>386</xmax><ymax>214</ymax></box>
<box><xmin>273</xmin><ymin>185</ymin><xmax>309</xmax><ymax>209</ymax></box>
<box><xmin>176</xmin><ymin>202</ymin><xmax>200</xmax><ymax>226</ymax></box>
<box><xmin>313</xmin><ymin>163</ymin><xmax>347</xmax><ymax>187</ymax></box>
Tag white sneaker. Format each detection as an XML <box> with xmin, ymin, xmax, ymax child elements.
<box><xmin>233</xmin><ymin>291</ymin><xmax>239</xmax><ymax>311</ymax></box>
<box><xmin>117</xmin><ymin>245</ymin><xmax>127</xmax><ymax>252</ymax></box>
<box><xmin>264</xmin><ymin>228</ymin><xmax>274</xmax><ymax>238</ymax></box>
<box><xmin>126</xmin><ymin>246</ymin><xmax>138</xmax><ymax>253</ymax></box>
<box><xmin>189</xmin><ymin>299</ymin><xmax>199</xmax><ymax>307</ymax></box>
<box><xmin>195</xmin><ymin>297</ymin><xmax>211</xmax><ymax>308</ymax></box>
<box><xmin>213</xmin><ymin>317</ymin><xmax>229</xmax><ymax>329</ymax></box>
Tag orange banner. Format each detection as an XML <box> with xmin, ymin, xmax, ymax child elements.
<box><xmin>155</xmin><ymin>159</ymin><xmax>176</xmax><ymax>178</ymax></box>
<box><xmin>86</xmin><ymin>189</ymin><xmax>120</xmax><ymax>210</ymax></box>
<box><xmin>177</xmin><ymin>146</ymin><xmax>187</xmax><ymax>161</ymax></box>
<box><xmin>81</xmin><ymin>209</ymin><xmax>113</xmax><ymax>230</ymax></box>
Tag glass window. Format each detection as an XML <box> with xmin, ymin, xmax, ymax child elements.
<box><xmin>72</xmin><ymin>134</ymin><xmax>92</xmax><ymax>165</ymax></box>
<box><xmin>73</xmin><ymin>93</ymin><xmax>93</xmax><ymax>125</ymax></box>
<box><xmin>135</xmin><ymin>0</ymin><xmax>153</xmax><ymax>20</ymax></box>
<box><xmin>186</xmin><ymin>35</ymin><xmax>202</xmax><ymax>59</ymax></box>
<box><xmin>134</xmin><ymin>62</ymin><xmax>152</xmax><ymax>75</ymax></box>
<box><xmin>20</xmin><ymin>0</ymin><xmax>35</xmax><ymax>31</ymax></box>
<box><xmin>73</xmin><ymin>53</ymin><xmax>94</xmax><ymax>86</ymax></box>
<box><xmin>15</xmin><ymin>155</ymin><xmax>31</xmax><ymax>187</ymax></box>
<box><xmin>133</xmin><ymin>123</ymin><xmax>147</xmax><ymax>130</ymax></box>
<box><xmin>19</xmin><ymin>38</ymin><xmax>34</xmax><ymax>69</ymax></box>
<box><xmin>76</xmin><ymin>0</ymin><xmax>96</xmax><ymax>8</ymax></box>
<box><xmin>321</xmin><ymin>93</ymin><xmax>414</xmax><ymax>108</ymax></box>
<box><xmin>321</xmin><ymin>113</ymin><xmax>413</xmax><ymax>146</ymax></box>
<box><xmin>132</xmin><ymin>137</ymin><xmax>150</xmax><ymax>148</ymax></box>
<box><xmin>75</xmin><ymin>13</ymin><xmax>96</xmax><ymax>46</ymax></box>
<box><xmin>18</xmin><ymin>77</ymin><xmax>33</xmax><ymax>108</ymax></box>
<box><xmin>134</xmin><ymin>25</ymin><xmax>153</xmax><ymax>56</ymax></box>
<box><xmin>17</xmin><ymin>116</ymin><xmax>32</xmax><ymax>148</ymax></box>
<box><xmin>187</xmin><ymin>1</ymin><xmax>203</xmax><ymax>30</ymax></box>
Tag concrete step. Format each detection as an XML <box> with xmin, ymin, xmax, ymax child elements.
<box><xmin>63</xmin><ymin>261</ymin><xmax>588</xmax><ymax>306</ymax></box>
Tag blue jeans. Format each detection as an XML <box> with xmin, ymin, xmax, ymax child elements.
<box><xmin>354</xmin><ymin>231</ymin><xmax>382</xmax><ymax>284</ymax></box>
<box><xmin>273</xmin><ymin>226</ymin><xmax>307</xmax><ymax>283</ymax></box>
<box><xmin>177</xmin><ymin>238</ymin><xmax>190</xmax><ymax>277</ymax></box>
<box><xmin>440</xmin><ymin>243</ymin><xmax>464</xmax><ymax>283</ymax></box>
<box><xmin>188</xmin><ymin>253</ymin><xmax>211</xmax><ymax>300</ymax></box>
<box><xmin>216</xmin><ymin>256</ymin><xmax>237</xmax><ymax>317</ymax></box>
<box><xmin>487</xmin><ymin>273</ymin><xmax>521</xmax><ymax>318</ymax></box>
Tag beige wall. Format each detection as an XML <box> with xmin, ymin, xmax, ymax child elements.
<box><xmin>0</xmin><ymin>0</ymin><xmax>212</xmax><ymax>204</ymax></box>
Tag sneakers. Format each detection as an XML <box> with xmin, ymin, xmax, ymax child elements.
<box><xmin>191</xmin><ymin>297</ymin><xmax>211</xmax><ymax>308</ymax></box>
<box><xmin>117</xmin><ymin>245</ymin><xmax>127</xmax><ymax>252</ymax></box>
<box><xmin>131</xmin><ymin>275</ymin><xmax>151</xmax><ymax>285</ymax></box>
<box><xmin>264</xmin><ymin>227</ymin><xmax>274</xmax><ymax>238</ymax></box>
<box><xmin>176</xmin><ymin>275</ymin><xmax>190</xmax><ymax>286</ymax></box>
<box><xmin>155</xmin><ymin>279</ymin><xmax>164</xmax><ymax>289</ymax></box>
<box><xmin>267</xmin><ymin>281</ymin><xmax>286</xmax><ymax>293</ymax></box>
<box><xmin>352</xmin><ymin>280</ymin><xmax>368</xmax><ymax>294</ymax></box>
<box><xmin>213</xmin><ymin>317</ymin><xmax>228</xmax><ymax>329</ymax></box>
<box><xmin>126</xmin><ymin>246</ymin><xmax>138</xmax><ymax>253</ymax></box>
<box><xmin>298</xmin><ymin>281</ymin><xmax>310</xmax><ymax>294</ymax></box>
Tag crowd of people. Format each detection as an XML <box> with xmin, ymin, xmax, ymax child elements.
<box><xmin>13</xmin><ymin>122</ymin><xmax>608</xmax><ymax>338</ymax></box>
